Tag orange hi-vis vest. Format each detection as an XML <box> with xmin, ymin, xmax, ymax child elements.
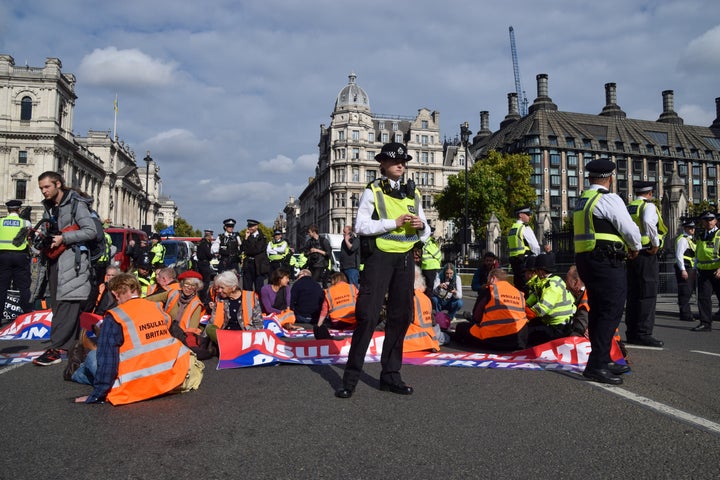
<box><xmin>106</xmin><ymin>298</ymin><xmax>191</xmax><ymax>406</ymax></box>
<box><xmin>576</xmin><ymin>289</ymin><xmax>589</xmax><ymax>312</ymax></box>
<box><xmin>324</xmin><ymin>282</ymin><xmax>358</xmax><ymax>325</ymax></box>
<box><xmin>164</xmin><ymin>290</ymin><xmax>205</xmax><ymax>334</ymax></box>
<box><xmin>273</xmin><ymin>308</ymin><xmax>296</xmax><ymax>327</ymax></box>
<box><xmin>403</xmin><ymin>289</ymin><xmax>440</xmax><ymax>353</ymax></box>
<box><xmin>211</xmin><ymin>290</ymin><xmax>258</xmax><ymax>329</ymax></box>
<box><xmin>470</xmin><ymin>280</ymin><xmax>528</xmax><ymax>340</ymax></box>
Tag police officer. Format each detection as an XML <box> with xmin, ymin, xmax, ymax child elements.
<box><xmin>507</xmin><ymin>206</ymin><xmax>541</xmax><ymax>295</ymax></box>
<box><xmin>574</xmin><ymin>159</ymin><xmax>641</xmax><ymax>385</ymax></box>
<box><xmin>211</xmin><ymin>219</ymin><xmax>241</xmax><ymax>274</ymax></box>
<box><xmin>241</xmin><ymin>219</ymin><xmax>270</xmax><ymax>293</ymax></box>
<box><xmin>625</xmin><ymin>181</ymin><xmax>666</xmax><ymax>347</ymax></box>
<box><xmin>335</xmin><ymin>142</ymin><xmax>430</xmax><ymax>399</ymax></box>
<box><xmin>674</xmin><ymin>219</ymin><xmax>696</xmax><ymax>322</ymax></box>
<box><xmin>196</xmin><ymin>229</ymin><xmax>214</xmax><ymax>298</ymax></box>
<box><xmin>421</xmin><ymin>227</ymin><xmax>442</xmax><ymax>298</ymax></box>
<box><xmin>267</xmin><ymin>229</ymin><xmax>289</xmax><ymax>273</ymax></box>
<box><xmin>149</xmin><ymin>233</ymin><xmax>166</xmax><ymax>269</ymax></box>
<box><xmin>0</xmin><ymin>200</ymin><xmax>32</xmax><ymax>318</ymax></box>
<box><xmin>692</xmin><ymin>211</ymin><xmax>720</xmax><ymax>332</ymax></box>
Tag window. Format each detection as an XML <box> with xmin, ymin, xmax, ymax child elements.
<box><xmin>368</xmin><ymin>132</ymin><xmax>374</xmax><ymax>142</ymax></box>
<box><xmin>583</xmin><ymin>138</ymin><xmax>592</xmax><ymax>149</ymax></box>
<box><xmin>707</xmin><ymin>166</ymin><xmax>716</xmax><ymax>178</ymax></box>
<box><xmin>352</xmin><ymin>167</ymin><xmax>359</xmax><ymax>182</ymax></box>
<box><xmin>352</xmin><ymin>148</ymin><xmax>359</xmax><ymax>159</ymax></box>
<box><xmin>21</xmin><ymin>96</ymin><xmax>32</xmax><ymax>121</ymax></box>
<box><xmin>679</xmin><ymin>164</ymin><xmax>688</xmax><ymax>176</ymax></box>
<box><xmin>338</xmin><ymin>131</ymin><xmax>345</xmax><ymax>141</ymax></box>
<box><xmin>615</xmin><ymin>141</ymin><xmax>624</xmax><ymax>151</ymax></box>
<box><xmin>18</xmin><ymin>151</ymin><xmax>28</xmax><ymax>164</ymax></box>
<box><xmin>15</xmin><ymin>179</ymin><xmax>27</xmax><ymax>200</ymax></box>
<box><xmin>548</xmin><ymin>136</ymin><xmax>558</xmax><ymax>146</ymax></box>
<box><xmin>352</xmin><ymin>130</ymin><xmax>359</xmax><ymax>141</ymax></box>
<box><xmin>420</xmin><ymin>152</ymin><xmax>429</xmax><ymax>164</ymax></box>
<box><xmin>419</xmin><ymin>172</ymin><xmax>428</xmax><ymax>185</ymax></box>
<box><xmin>429</xmin><ymin>172</ymin><xmax>434</xmax><ymax>185</ymax></box>
<box><xmin>421</xmin><ymin>135</ymin><xmax>428</xmax><ymax>145</ymax></box>
<box><xmin>339</xmin><ymin>149</ymin><xmax>346</xmax><ymax>160</ymax></box>
<box><xmin>568</xmin><ymin>176</ymin><xmax>578</xmax><ymax>187</ymax></box>
<box><xmin>531</xmin><ymin>174</ymin><xmax>542</xmax><ymax>186</ymax></box>
<box><xmin>395</xmin><ymin>133</ymin><xmax>403</xmax><ymax>143</ymax></box>
<box><xmin>422</xmin><ymin>194</ymin><xmax>432</xmax><ymax>209</ymax></box>
<box><xmin>567</xmin><ymin>151</ymin><xmax>578</xmax><ymax>167</ymax></box>
<box><xmin>335</xmin><ymin>168</ymin><xmax>346</xmax><ymax>183</ymax></box>
<box><xmin>378</xmin><ymin>121</ymin><xmax>385</xmax><ymax>130</ymax></box>
<box><xmin>421</xmin><ymin>120</ymin><xmax>428</xmax><ymax>129</ymax></box>
<box><xmin>367</xmin><ymin>151</ymin><xmax>375</xmax><ymax>161</ymax></box>
<box><xmin>392</xmin><ymin>122</ymin><xmax>398</xmax><ymax>131</ymax></box>
<box><xmin>549</xmin><ymin>150</ymin><xmax>560</xmax><ymax>166</ymax></box>
<box><xmin>382</xmin><ymin>133</ymin><xmax>389</xmax><ymax>143</ymax></box>
<box><xmin>365</xmin><ymin>170</ymin><xmax>376</xmax><ymax>183</ymax></box>
<box><xmin>566</xmin><ymin>137</ymin><xmax>576</xmax><ymax>148</ymax></box>
<box><xmin>459</xmin><ymin>155</ymin><xmax>465</xmax><ymax>167</ymax></box>
<box><xmin>582</xmin><ymin>152</ymin><xmax>594</xmax><ymax>164</ymax></box>
<box><xmin>430</xmin><ymin>152</ymin><xmax>435</xmax><ymax>164</ymax></box>
<box><xmin>550</xmin><ymin>175</ymin><xmax>561</xmax><ymax>186</ymax></box>
<box><xmin>599</xmin><ymin>140</ymin><xmax>608</xmax><ymax>150</ymax></box>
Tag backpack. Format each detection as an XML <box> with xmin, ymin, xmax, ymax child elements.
<box><xmin>71</xmin><ymin>198</ymin><xmax>110</xmax><ymax>267</ymax></box>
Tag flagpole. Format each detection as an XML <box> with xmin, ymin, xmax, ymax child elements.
<box><xmin>113</xmin><ymin>93</ymin><xmax>118</xmax><ymax>140</ymax></box>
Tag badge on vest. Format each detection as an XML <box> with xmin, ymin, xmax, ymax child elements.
<box><xmin>408</xmin><ymin>206</ymin><xmax>416</xmax><ymax>214</ymax></box>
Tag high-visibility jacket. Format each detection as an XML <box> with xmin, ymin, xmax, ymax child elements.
<box><xmin>470</xmin><ymin>280</ymin><xmax>528</xmax><ymax>340</ymax></box>
<box><xmin>161</xmin><ymin>290</ymin><xmax>205</xmax><ymax>334</ymax></box>
<box><xmin>106</xmin><ymin>298</ymin><xmax>191</xmax><ymax>405</ymax></box>
<box><xmin>97</xmin><ymin>232</ymin><xmax>112</xmax><ymax>265</ymax></box>
<box><xmin>675</xmin><ymin>233</ymin><xmax>696</xmax><ymax>268</ymax></box>
<box><xmin>573</xmin><ymin>189</ymin><xmax>626</xmax><ymax>253</ymax></box>
<box><xmin>421</xmin><ymin>238</ymin><xmax>442</xmax><ymax>270</ymax></box>
<box><xmin>507</xmin><ymin>220</ymin><xmax>531</xmax><ymax>257</ymax></box>
<box><xmin>324</xmin><ymin>282</ymin><xmax>357</xmax><ymax>325</ymax></box>
<box><xmin>627</xmin><ymin>199</ymin><xmax>667</xmax><ymax>248</ymax></box>
<box><xmin>576</xmin><ymin>289</ymin><xmax>589</xmax><ymax>312</ymax></box>
<box><xmin>150</xmin><ymin>242</ymin><xmax>166</xmax><ymax>266</ymax></box>
<box><xmin>267</xmin><ymin>240</ymin><xmax>289</xmax><ymax>261</ymax></box>
<box><xmin>526</xmin><ymin>275</ymin><xmax>576</xmax><ymax>325</ymax></box>
<box><xmin>0</xmin><ymin>213</ymin><xmax>30</xmax><ymax>251</ymax></box>
<box><xmin>273</xmin><ymin>308</ymin><xmax>296</xmax><ymax>327</ymax></box>
<box><xmin>134</xmin><ymin>271</ymin><xmax>156</xmax><ymax>297</ymax></box>
<box><xmin>210</xmin><ymin>290</ymin><xmax>259</xmax><ymax>329</ymax></box>
<box><xmin>403</xmin><ymin>289</ymin><xmax>440</xmax><ymax>352</ymax></box>
<box><xmin>696</xmin><ymin>228</ymin><xmax>720</xmax><ymax>271</ymax></box>
<box><xmin>369</xmin><ymin>179</ymin><xmax>421</xmax><ymax>253</ymax></box>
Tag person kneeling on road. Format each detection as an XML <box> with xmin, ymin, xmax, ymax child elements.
<box><xmin>525</xmin><ymin>254</ymin><xmax>576</xmax><ymax>346</ymax></box>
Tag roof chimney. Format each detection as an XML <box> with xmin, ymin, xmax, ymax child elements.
<box><xmin>657</xmin><ymin>90</ymin><xmax>683</xmax><ymax>125</ymax></box>
<box><xmin>599</xmin><ymin>82</ymin><xmax>626</xmax><ymax>118</ymax></box>
<box><xmin>500</xmin><ymin>93</ymin><xmax>522</xmax><ymax>128</ymax></box>
<box><xmin>711</xmin><ymin>97</ymin><xmax>720</xmax><ymax>129</ymax></box>
<box><xmin>474</xmin><ymin>111</ymin><xmax>492</xmax><ymax>142</ymax></box>
<box><xmin>528</xmin><ymin>73</ymin><xmax>558</xmax><ymax>114</ymax></box>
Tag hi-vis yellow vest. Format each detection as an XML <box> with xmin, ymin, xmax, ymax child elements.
<box><xmin>507</xmin><ymin>220</ymin><xmax>530</xmax><ymax>257</ymax></box>
<box><xmin>573</xmin><ymin>189</ymin><xmax>625</xmax><ymax>253</ymax></box>
<box><xmin>627</xmin><ymin>199</ymin><xmax>667</xmax><ymax>248</ymax></box>
<box><xmin>696</xmin><ymin>229</ymin><xmax>720</xmax><ymax>271</ymax></box>
<box><xmin>0</xmin><ymin>214</ymin><xmax>29</xmax><ymax>251</ymax></box>
<box><xmin>369</xmin><ymin>180</ymin><xmax>421</xmax><ymax>253</ymax></box>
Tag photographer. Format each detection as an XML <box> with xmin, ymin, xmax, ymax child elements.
<box><xmin>303</xmin><ymin>225</ymin><xmax>330</xmax><ymax>284</ymax></box>
<box><xmin>431</xmin><ymin>263</ymin><xmax>464</xmax><ymax>322</ymax></box>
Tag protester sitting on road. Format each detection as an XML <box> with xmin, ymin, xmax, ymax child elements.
<box><xmin>471</xmin><ymin>252</ymin><xmax>499</xmax><ymax>292</ymax></box>
<box><xmin>260</xmin><ymin>267</ymin><xmax>293</xmax><ymax>315</ymax></box>
<box><xmin>72</xmin><ymin>273</ymin><xmax>203</xmax><ymax>405</ymax></box>
<box><xmin>404</xmin><ymin>266</ymin><xmax>444</xmax><ymax>352</ymax></box>
<box><xmin>431</xmin><ymin>263</ymin><xmax>463</xmax><ymax>320</ymax></box>
<box><xmin>452</xmin><ymin>268</ymin><xmax>528</xmax><ymax>351</ymax></box>
<box><xmin>146</xmin><ymin>270</ymin><xmax>206</xmax><ymax>341</ymax></box>
<box><xmin>565</xmin><ymin>265</ymin><xmax>589</xmax><ymax>337</ymax></box>
<box><xmin>152</xmin><ymin>267</ymin><xmax>180</xmax><ymax>294</ymax></box>
<box><xmin>290</xmin><ymin>269</ymin><xmax>324</xmax><ymax>324</ymax></box>
<box><xmin>525</xmin><ymin>254</ymin><xmax>575</xmax><ymax>346</ymax></box>
<box><xmin>317</xmin><ymin>272</ymin><xmax>358</xmax><ymax>330</ymax></box>
<box><xmin>205</xmin><ymin>271</ymin><xmax>263</xmax><ymax>345</ymax></box>
<box><xmin>93</xmin><ymin>265</ymin><xmax>120</xmax><ymax>316</ymax></box>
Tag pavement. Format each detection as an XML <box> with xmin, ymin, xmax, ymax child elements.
<box><xmin>1</xmin><ymin>290</ymin><xmax>719</xmax><ymax>479</ymax></box>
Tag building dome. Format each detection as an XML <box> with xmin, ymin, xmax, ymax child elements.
<box><xmin>334</xmin><ymin>72</ymin><xmax>370</xmax><ymax>112</ymax></box>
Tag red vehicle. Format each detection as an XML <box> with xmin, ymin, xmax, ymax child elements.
<box><xmin>106</xmin><ymin>227</ymin><xmax>148</xmax><ymax>272</ymax></box>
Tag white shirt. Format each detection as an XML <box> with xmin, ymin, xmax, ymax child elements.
<box><xmin>675</xmin><ymin>234</ymin><xmax>691</xmax><ymax>271</ymax></box>
<box><xmin>521</xmin><ymin>222</ymin><xmax>541</xmax><ymax>255</ymax></box>
<box><xmin>637</xmin><ymin>197</ymin><xmax>661</xmax><ymax>248</ymax></box>
<box><xmin>588</xmin><ymin>184</ymin><xmax>642</xmax><ymax>250</ymax></box>
<box><xmin>433</xmin><ymin>273</ymin><xmax>463</xmax><ymax>299</ymax></box>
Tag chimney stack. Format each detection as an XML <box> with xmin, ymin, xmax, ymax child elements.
<box><xmin>600</xmin><ymin>82</ymin><xmax>626</xmax><ymax>117</ymax></box>
<box><xmin>657</xmin><ymin>89</ymin><xmax>683</xmax><ymax>125</ymax></box>
<box><xmin>712</xmin><ymin>97</ymin><xmax>720</xmax><ymax>129</ymax></box>
<box><xmin>501</xmin><ymin>93</ymin><xmax>522</xmax><ymax>128</ymax></box>
<box><xmin>528</xmin><ymin>73</ymin><xmax>558</xmax><ymax>114</ymax></box>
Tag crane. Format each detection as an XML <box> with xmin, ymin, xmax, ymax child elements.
<box><xmin>509</xmin><ymin>26</ymin><xmax>528</xmax><ymax>116</ymax></box>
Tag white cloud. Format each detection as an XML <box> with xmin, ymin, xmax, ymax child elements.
<box><xmin>78</xmin><ymin>47</ymin><xmax>178</xmax><ymax>87</ymax></box>
<box><xmin>257</xmin><ymin>153</ymin><xmax>317</xmax><ymax>174</ymax></box>
<box><xmin>678</xmin><ymin>24</ymin><xmax>720</xmax><ymax>73</ymax></box>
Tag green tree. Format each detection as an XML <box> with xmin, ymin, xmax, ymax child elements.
<box><xmin>154</xmin><ymin>217</ymin><xmax>201</xmax><ymax>237</ymax></box>
<box><xmin>434</xmin><ymin>150</ymin><xmax>536</xmax><ymax>238</ymax></box>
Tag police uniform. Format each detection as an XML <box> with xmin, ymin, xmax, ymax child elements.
<box><xmin>692</xmin><ymin>211</ymin><xmax>720</xmax><ymax>332</ymax></box>
<box><xmin>625</xmin><ymin>181</ymin><xmax>666</xmax><ymax>347</ymax></box>
<box><xmin>267</xmin><ymin>230</ymin><xmax>289</xmax><ymax>273</ymax></box>
<box><xmin>574</xmin><ymin>159</ymin><xmax>641</xmax><ymax>384</ymax></box>
<box><xmin>0</xmin><ymin>200</ymin><xmax>32</xmax><ymax>317</ymax></box>
<box><xmin>420</xmin><ymin>230</ymin><xmax>441</xmax><ymax>297</ymax></box>
<box><xmin>507</xmin><ymin>206</ymin><xmax>541</xmax><ymax>295</ymax></box>
<box><xmin>196</xmin><ymin>230</ymin><xmax>215</xmax><ymax>300</ymax></box>
<box><xmin>211</xmin><ymin>219</ymin><xmax>241</xmax><ymax>274</ymax></box>
<box><xmin>674</xmin><ymin>220</ymin><xmax>696</xmax><ymax>322</ymax></box>
<box><xmin>336</xmin><ymin>143</ymin><xmax>430</xmax><ymax>398</ymax></box>
<box><xmin>149</xmin><ymin>233</ymin><xmax>166</xmax><ymax>269</ymax></box>
<box><xmin>241</xmin><ymin>219</ymin><xmax>270</xmax><ymax>293</ymax></box>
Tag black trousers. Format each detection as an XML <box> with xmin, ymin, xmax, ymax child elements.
<box><xmin>697</xmin><ymin>269</ymin><xmax>720</xmax><ymax>327</ymax></box>
<box><xmin>0</xmin><ymin>251</ymin><xmax>32</xmax><ymax>316</ymax></box>
<box><xmin>421</xmin><ymin>269</ymin><xmax>439</xmax><ymax>298</ymax></box>
<box><xmin>241</xmin><ymin>259</ymin><xmax>265</xmax><ymax>293</ymax></box>
<box><xmin>674</xmin><ymin>264</ymin><xmax>696</xmax><ymax>321</ymax></box>
<box><xmin>625</xmin><ymin>252</ymin><xmax>658</xmax><ymax>340</ymax></box>
<box><xmin>576</xmin><ymin>252</ymin><xmax>626</xmax><ymax>370</ymax></box>
<box><xmin>509</xmin><ymin>256</ymin><xmax>528</xmax><ymax>295</ymax></box>
<box><xmin>342</xmin><ymin>249</ymin><xmax>414</xmax><ymax>388</ymax></box>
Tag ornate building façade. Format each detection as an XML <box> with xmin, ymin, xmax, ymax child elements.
<box><xmin>0</xmin><ymin>54</ymin><xmax>173</xmax><ymax>229</ymax></box>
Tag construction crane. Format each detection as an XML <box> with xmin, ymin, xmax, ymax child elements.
<box><xmin>509</xmin><ymin>26</ymin><xmax>528</xmax><ymax>116</ymax></box>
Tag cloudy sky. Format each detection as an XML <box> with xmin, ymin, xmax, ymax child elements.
<box><xmin>2</xmin><ymin>0</ymin><xmax>719</xmax><ymax>232</ymax></box>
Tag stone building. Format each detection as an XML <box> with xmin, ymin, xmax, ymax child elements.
<box><xmin>288</xmin><ymin>73</ymin><xmax>467</xmax><ymax>248</ymax></box>
<box><xmin>470</xmin><ymin>73</ymin><xmax>720</xmax><ymax>237</ymax></box>
<box><xmin>0</xmin><ymin>54</ymin><xmax>171</xmax><ymax>229</ymax></box>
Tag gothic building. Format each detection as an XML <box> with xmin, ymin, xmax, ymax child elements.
<box><xmin>470</xmin><ymin>73</ymin><xmax>720</xmax><ymax>235</ymax></box>
<box><xmin>0</xmin><ymin>54</ymin><xmax>172</xmax><ymax>229</ymax></box>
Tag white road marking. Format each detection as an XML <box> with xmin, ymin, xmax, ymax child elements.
<box><xmin>691</xmin><ymin>350</ymin><xmax>720</xmax><ymax>358</ymax></box>
<box><xmin>0</xmin><ymin>362</ymin><xmax>29</xmax><ymax>375</ymax></box>
<box><xmin>594</xmin><ymin>384</ymin><xmax>720</xmax><ymax>436</ymax></box>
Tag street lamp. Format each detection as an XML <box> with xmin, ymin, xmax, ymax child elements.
<box><xmin>460</xmin><ymin>122</ymin><xmax>472</xmax><ymax>266</ymax></box>
<box><xmin>350</xmin><ymin>192</ymin><xmax>358</xmax><ymax>227</ymax></box>
<box><xmin>143</xmin><ymin>151</ymin><xmax>152</xmax><ymax>228</ymax></box>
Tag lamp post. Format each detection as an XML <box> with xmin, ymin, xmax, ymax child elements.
<box><xmin>460</xmin><ymin>122</ymin><xmax>472</xmax><ymax>266</ymax></box>
<box><xmin>143</xmin><ymin>151</ymin><xmax>152</xmax><ymax>228</ymax></box>
<box><xmin>350</xmin><ymin>192</ymin><xmax>358</xmax><ymax>227</ymax></box>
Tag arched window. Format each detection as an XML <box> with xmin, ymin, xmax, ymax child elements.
<box><xmin>20</xmin><ymin>96</ymin><xmax>32</xmax><ymax>121</ymax></box>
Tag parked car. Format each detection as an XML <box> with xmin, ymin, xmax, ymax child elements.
<box><xmin>106</xmin><ymin>227</ymin><xmax>148</xmax><ymax>272</ymax></box>
<box><xmin>161</xmin><ymin>239</ymin><xmax>194</xmax><ymax>274</ymax></box>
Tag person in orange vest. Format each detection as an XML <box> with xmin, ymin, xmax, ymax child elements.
<box><xmin>317</xmin><ymin>272</ymin><xmax>358</xmax><ymax>329</ymax></box>
<box><xmin>403</xmin><ymin>266</ymin><xmax>442</xmax><ymax>353</ymax></box>
<box><xmin>146</xmin><ymin>270</ymin><xmax>206</xmax><ymax>341</ymax></box>
<box><xmin>93</xmin><ymin>265</ymin><xmax>120</xmax><ymax>316</ymax></box>
<box><xmin>452</xmin><ymin>268</ymin><xmax>529</xmax><ymax>351</ymax></box>
<box><xmin>72</xmin><ymin>273</ymin><xmax>203</xmax><ymax>405</ymax></box>
<box><xmin>205</xmin><ymin>270</ymin><xmax>263</xmax><ymax>345</ymax></box>
<box><xmin>152</xmin><ymin>267</ymin><xmax>180</xmax><ymax>294</ymax></box>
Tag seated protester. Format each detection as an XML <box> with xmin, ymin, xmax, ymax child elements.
<box><xmin>431</xmin><ymin>263</ymin><xmax>463</xmax><ymax>320</ymax></box>
<box><xmin>146</xmin><ymin>271</ymin><xmax>206</xmax><ymax>343</ymax></box>
<box><xmin>94</xmin><ymin>265</ymin><xmax>120</xmax><ymax>316</ymax></box>
<box><xmin>290</xmin><ymin>269</ymin><xmax>324</xmax><ymax>325</ymax></box>
<box><xmin>205</xmin><ymin>271</ymin><xmax>263</xmax><ymax>346</ymax></box>
<box><xmin>565</xmin><ymin>265</ymin><xmax>589</xmax><ymax>337</ymax></box>
<box><xmin>72</xmin><ymin>273</ymin><xmax>203</xmax><ymax>405</ymax></box>
<box><xmin>404</xmin><ymin>266</ymin><xmax>443</xmax><ymax>353</ymax></box>
<box><xmin>150</xmin><ymin>267</ymin><xmax>180</xmax><ymax>295</ymax></box>
<box><xmin>525</xmin><ymin>254</ymin><xmax>576</xmax><ymax>346</ymax></box>
<box><xmin>471</xmin><ymin>252</ymin><xmax>499</xmax><ymax>292</ymax></box>
<box><xmin>318</xmin><ymin>272</ymin><xmax>358</xmax><ymax>330</ymax></box>
<box><xmin>452</xmin><ymin>268</ymin><xmax>528</xmax><ymax>351</ymax></box>
<box><xmin>260</xmin><ymin>267</ymin><xmax>299</xmax><ymax>330</ymax></box>
<box><xmin>133</xmin><ymin>260</ymin><xmax>156</xmax><ymax>297</ymax></box>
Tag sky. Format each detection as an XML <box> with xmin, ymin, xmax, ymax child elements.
<box><xmin>2</xmin><ymin>0</ymin><xmax>719</xmax><ymax>232</ymax></box>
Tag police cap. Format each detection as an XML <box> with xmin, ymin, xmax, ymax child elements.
<box><xmin>223</xmin><ymin>218</ymin><xmax>236</xmax><ymax>227</ymax></box>
<box><xmin>700</xmin><ymin>211</ymin><xmax>717</xmax><ymax>221</ymax></box>
<box><xmin>375</xmin><ymin>142</ymin><xmax>413</xmax><ymax>162</ymax></box>
<box><xmin>585</xmin><ymin>159</ymin><xmax>616</xmax><ymax>177</ymax></box>
<box><xmin>515</xmin><ymin>205</ymin><xmax>532</xmax><ymax>216</ymax></box>
<box><xmin>273</xmin><ymin>229</ymin><xmax>283</xmax><ymax>236</ymax></box>
<box><xmin>247</xmin><ymin>219</ymin><xmax>260</xmax><ymax>227</ymax></box>
<box><xmin>5</xmin><ymin>199</ymin><xmax>22</xmax><ymax>209</ymax></box>
<box><xmin>203</xmin><ymin>229</ymin><xmax>214</xmax><ymax>236</ymax></box>
<box><xmin>151</xmin><ymin>233</ymin><xmax>161</xmax><ymax>240</ymax></box>
<box><xmin>633</xmin><ymin>181</ymin><xmax>655</xmax><ymax>193</ymax></box>
<box><xmin>534</xmin><ymin>253</ymin><xmax>555</xmax><ymax>273</ymax></box>
<box><xmin>682</xmin><ymin>219</ymin><xmax>696</xmax><ymax>228</ymax></box>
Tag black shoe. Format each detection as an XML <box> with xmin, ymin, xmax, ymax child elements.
<box><xmin>583</xmin><ymin>367</ymin><xmax>623</xmax><ymax>385</ymax></box>
<box><xmin>606</xmin><ymin>362</ymin><xmax>631</xmax><ymax>375</ymax></box>
<box><xmin>691</xmin><ymin>323</ymin><xmax>712</xmax><ymax>332</ymax></box>
<box><xmin>626</xmin><ymin>337</ymin><xmax>664</xmax><ymax>348</ymax></box>
<box><xmin>379</xmin><ymin>381</ymin><xmax>414</xmax><ymax>395</ymax></box>
<box><xmin>334</xmin><ymin>387</ymin><xmax>354</xmax><ymax>399</ymax></box>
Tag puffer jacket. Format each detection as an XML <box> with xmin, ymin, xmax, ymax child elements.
<box><xmin>41</xmin><ymin>190</ymin><xmax>98</xmax><ymax>301</ymax></box>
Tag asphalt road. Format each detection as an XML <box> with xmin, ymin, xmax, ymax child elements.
<box><xmin>1</xmin><ymin>293</ymin><xmax>719</xmax><ymax>480</ymax></box>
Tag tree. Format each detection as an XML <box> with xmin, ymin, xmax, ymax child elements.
<box><xmin>434</xmin><ymin>150</ymin><xmax>536</xmax><ymax>238</ymax></box>
<box><xmin>154</xmin><ymin>217</ymin><xmax>201</xmax><ymax>237</ymax></box>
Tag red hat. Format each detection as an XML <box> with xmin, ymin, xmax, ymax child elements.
<box><xmin>178</xmin><ymin>270</ymin><xmax>203</xmax><ymax>281</ymax></box>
